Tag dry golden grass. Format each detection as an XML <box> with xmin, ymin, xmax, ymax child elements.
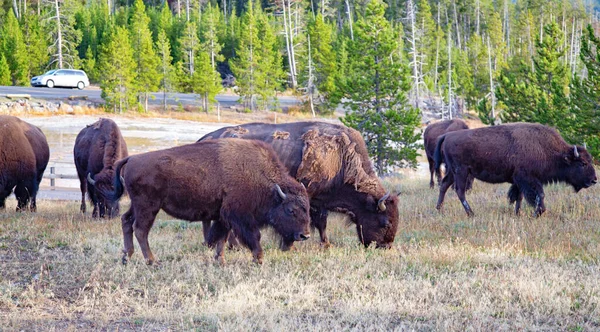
<box><xmin>2</xmin><ymin>178</ymin><xmax>600</xmax><ymax>330</ymax></box>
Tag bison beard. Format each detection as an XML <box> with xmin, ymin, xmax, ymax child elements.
<box><xmin>198</xmin><ymin>122</ymin><xmax>399</xmax><ymax>249</ymax></box>
<box><xmin>0</xmin><ymin>115</ymin><xmax>50</xmax><ymax>212</ymax></box>
<box><xmin>74</xmin><ymin>118</ymin><xmax>128</xmax><ymax>218</ymax></box>
<box><xmin>434</xmin><ymin>123</ymin><xmax>598</xmax><ymax>217</ymax></box>
<box><xmin>423</xmin><ymin>119</ymin><xmax>469</xmax><ymax>188</ymax></box>
<box><xmin>104</xmin><ymin>139</ymin><xmax>311</xmax><ymax>265</ymax></box>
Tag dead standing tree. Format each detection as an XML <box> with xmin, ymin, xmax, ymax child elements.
<box><xmin>44</xmin><ymin>0</ymin><xmax>81</xmax><ymax>69</ymax></box>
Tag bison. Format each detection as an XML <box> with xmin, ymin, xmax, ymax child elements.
<box><xmin>423</xmin><ymin>119</ymin><xmax>469</xmax><ymax>188</ymax></box>
<box><xmin>0</xmin><ymin>115</ymin><xmax>49</xmax><ymax>212</ymax></box>
<box><xmin>199</xmin><ymin>122</ymin><xmax>399</xmax><ymax>249</ymax></box>
<box><xmin>102</xmin><ymin>139</ymin><xmax>311</xmax><ymax>265</ymax></box>
<box><xmin>74</xmin><ymin>118</ymin><xmax>128</xmax><ymax>218</ymax></box>
<box><xmin>434</xmin><ymin>123</ymin><xmax>597</xmax><ymax>217</ymax></box>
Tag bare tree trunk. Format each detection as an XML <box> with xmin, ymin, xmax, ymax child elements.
<box><xmin>282</xmin><ymin>0</ymin><xmax>297</xmax><ymax>88</ymax></box>
<box><xmin>452</xmin><ymin>0</ymin><xmax>460</xmax><ymax>49</ymax></box>
<box><xmin>570</xmin><ymin>19</ymin><xmax>576</xmax><ymax>72</ymax></box>
<box><xmin>12</xmin><ymin>0</ymin><xmax>19</xmax><ymax>19</ymax></box>
<box><xmin>307</xmin><ymin>35</ymin><xmax>315</xmax><ymax>118</ymax></box>
<box><xmin>434</xmin><ymin>5</ymin><xmax>441</xmax><ymax>94</ymax></box>
<box><xmin>186</xmin><ymin>0</ymin><xmax>189</xmax><ymax>21</ymax></box>
<box><xmin>55</xmin><ymin>0</ymin><xmax>63</xmax><ymax>69</ymax></box>
<box><xmin>407</xmin><ymin>0</ymin><xmax>420</xmax><ymax>109</ymax></box>
<box><xmin>475</xmin><ymin>0</ymin><xmax>480</xmax><ymax>36</ymax></box>
<box><xmin>487</xmin><ymin>35</ymin><xmax>495</xmax><ymax>122</ymax></box>
<box><xmin>345</xmin><ymin>0</ymin><xmax>354</xmax><ymax>40</ymax></box>
<box><xmin>287</xmin><ymin>0</ymin><xmax>298</xmax><ymax>87</ymax></box>
<box><xmin>447</xmin><ymin>26</ymin><xmax>452</xmax><ymax>119</ymax></box>
<box><xmin>177</xmin><ymin>0</ymin><xmax>181</xmax><ymax>18</ymax></box>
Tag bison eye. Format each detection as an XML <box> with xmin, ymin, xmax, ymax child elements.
<box><xmin>285</xmin><ymin>207</ymin><xmax>294</xmax><ymax>216</ymax></box>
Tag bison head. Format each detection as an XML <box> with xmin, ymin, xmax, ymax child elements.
<box><xmin>268</xmin><ymin>183</ymin><xmax>311</xmax><ymax>248</ymax></box>
<box><xmin>563</xmin><ymin>145</ymin><xmax>597</xmax><ymax>192</ymax></box>
<box><xmin>87</xmin><ymin>172</ymin><xmax>120</xmax><ymax>218</ymax></box>
<box><xmin>353</xmin><ymin>192</ymin><xmax>399</xmax><ymax>249</ymax></box>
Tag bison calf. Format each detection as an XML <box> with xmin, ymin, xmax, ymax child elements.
<box><xmin>434</xmin><ymin>123</ymin><xmax>597</xmax><ymax>217</ymax></box>
<box><xmin>74</xmin><ymin>118</ymin><xmax>128</xmax><ymax>218</ymax></box>
<box><xmin>0</xmin><ymin>115</ymin><xmax>49</xmax><ymax>212</ymax></box>
<box><xmin>104</xmin><ymin>139</ymin><xmax>311</xmax><ymax>265</ymax></box>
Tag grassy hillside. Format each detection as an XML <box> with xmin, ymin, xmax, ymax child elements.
<box><xmin>1</xmin><ymin>178</ymin><xmax>600</xmax><ymax>330</ymax></box>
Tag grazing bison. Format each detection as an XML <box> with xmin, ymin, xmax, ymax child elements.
<box><xmin>0</xmin><ymin>115</ymin><xmax>49</xmax><ymax>212</ymax></box>
<box><xmin>423</xmin><ymin>119</ymin><xmax>469</xmax><ymax>188</ymax></box>
<box><xmin>103</xmin><ymin>139</ymin><xmax>311</xmax><ymax>265</ymax></box>
<box><xmin>74</xmin><ymin>118</ymin><xmax>128</xmax><ymax>218</ymax></box>
<box><xmin>199</xmin><ymin>122</ymin><xmax>399</xmax><ymax>248</ymax></box>
<box><xmin>434</xmin><ymin>123</ymin><xmax>597</xmax><ymax>217</ymax></box>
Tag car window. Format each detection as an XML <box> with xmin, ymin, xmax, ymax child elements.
<box><xmin>55</xmin><ymin>70</ymin><xmax>67</xmax><ymax>76</ymax></box>
<box><xmin>44</xmin><ymin>70</ymin><xmax>57</xmax><ymax>76</ymax></box>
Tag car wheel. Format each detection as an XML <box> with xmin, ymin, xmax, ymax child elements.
<box><xmin>77</xmin><ymin>81</ymin><xmax>85</xmax><ymax>90</ymax></box>
<box><xmin>46</xmin><ymin>80</ymin><xmax>54</xmax><ymax>88</ymax></box>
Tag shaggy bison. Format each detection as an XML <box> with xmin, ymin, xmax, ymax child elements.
<box><xmin>104</xmin><ymin>139</ymin><xmax>311</xmax><ymax>265</ymax></box>
<box><xmin>74</xmin><ymin>118</ymin><xmax>128</xmax><ymax>218</ymax></box>
<box><xmin>199</xmin><ymin>122</ymin><xmax>399</xmax><ymax>249</ymax></box>
<box><xmin>423</xmin><ymin>119</ymin><xmax>469</xmax><ymax>188</ymax></box>
<box><xmin>0</xmin><ymin>115</ymin><xmax>49</xmax><ymax>212</ymax></box>
<box><xmin>434</xmin><ymin>123</ymin><xmax>597</xmax><ymax>217</ymax></box>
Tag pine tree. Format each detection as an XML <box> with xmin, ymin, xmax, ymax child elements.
<box><xmin>99</xmin><ymin>26</ymin><xmax>137</xmax><ymax>113</ymax></box>
<box><xmin>199</xmin><ymin>3</ymin><xmax>224</xmax><ymax>69</ymax></box>
<box><xmin>254</xmin><ymin>11</ymin><xmax>284</xmax><ymax>110</ymax></box>
<box><xmin>0</xmin><ymin>10</ymin><xmax>28</xmax><ymax>85</ymax></box>
<box><xmin>231</xmin><ymin>0</ymin><xmax>260</xmax><ymax>110</ymax></box>
<box><xmin>192</xmin><ymin>50</ymin><xmax>222</xmax><ymax>113</ymax></box>
<box><xmin>130</xmin><ymin>0</ymin><xmax>161</xmax><ymax>112</ymax></box>
<box><xmin>82</xmin><ymin>46</ymin><xmax>97</xmax><ymax>82</ymax></box>
<box><xmin>569</xmin><ymin>24</ymin><xmax>600</xmax><ymax>158</ymax></box>
<box><xmin>0</xmin><ymin>53</ymin><xmax>11</xmax><ymax>86</ymax></box>
<box><xmin>306</xmin><ymin>14</ymin><xmax>338</xmax><ymax>113</ymax></box>
<box><xmin>498</xmin><ymin>23</ymin><xmax>572</xmax><ymax>138</ymax></box>
<box><xmin>22</xmin><ymin>10</ymin><xmax>49</xmax><ymax>78</ymax></box>
<box><xmin>339</xmin><ymin>0</ymin><xmax>421</xmax><ymax>174</ymax></box>
<box><xmin>178</xmin><ymin>21</ymin><xmax>200</xmax><ymax>92</ymax></box>
<box><xmin>156</xmin><ymin>30</ymin><xmax>178</xmax><ymax>112</ymax></box>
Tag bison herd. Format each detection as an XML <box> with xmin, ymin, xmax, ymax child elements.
<box><xmin>0</xmin><ymin>115</ymin><xmax>597</xmax><ymax>264</ymax></box>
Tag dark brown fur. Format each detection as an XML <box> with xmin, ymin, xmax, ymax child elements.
<box><xmin>0</xmin><ymin>115</ymin><xmax>49</xmax><ymax>212</ymax></box>
<box><xmin>434</xmin><ymin>123</ymin><xmax>597</xmax><ymax>217</ymax></box>
<box><xmin>74</xmin><ymin>118</ymin><xmax>128</xmax><ymax>218</ymax></box>
<box><xmin>106</xmin><ymin>139</ymin><xmax>311</xmax><ymax>265</ymax></box>
<box><xmin>199</xmin><ymin>121</ymin><xmax>399</xmax><ymax>248</ymax></box>
<box><xmin>423</xmin><ymin>119</ymin><xmax>469</xmax><ymax>188</ymax></box>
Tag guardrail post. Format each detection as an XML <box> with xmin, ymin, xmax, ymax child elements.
<box><xmin>50</xmin><ymin>167</ymin><xmax>55</xmax><ymax>190</ymax></box>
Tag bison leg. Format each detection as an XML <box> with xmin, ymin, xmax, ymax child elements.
<box><xmin>436</xmin><ymin>171</ymin><xmax>454</xmax><ymax>211</ymax></box>
<box><xmin>516</xmin><ymin>177</ymin><xmax>546</xmax><ymax>217</ymax></box>
<box><xmin>454</xmin><ymin>168</ymin><xmax>474</xmax><ymax>217</ymax></box>
<box><xmin>14</xmin><ymin>182</ymin><xmax>34</xmax><ymax>212</ymax></box>
<box><xmin>310</xmin><ymin>207</ymin><xmax>330</xmax><ymax>248</ymax></box>
<box><xmin>206</xmin><ymin>221</ymin><xmax>231</xmax><ymax>264</ymax></box>
<box><xmin>201</xmin><ymin>220</ymin><xmax>212</xmax><ymax>245</ymax></box>
<box><xmin>232</xmin><ymin>223</ymin><xmax>263</xmax><ymax>264</ymax></box>
<box><xmin>508</xmin><ymin>184</ymin><xmax>524</xmax><ymax>215</ymax></box>
<box><xmin>121</xmin><ymin>207</ymin><xmax>135</xmax><ymax>265</ymax></box>
<box><xmin>132</xmin><ymin>206</ymin><xmax>160</xmax><ymax>265</ymax></box>
<box><xmin>427</xmin><ymin>156</ymin><xmax>436</xmax><ymax>189</ymax></box>
<box><xmin>79</xmin><ymin>177</ymin><xmax>87</xmax><ymax>214</ymax></box>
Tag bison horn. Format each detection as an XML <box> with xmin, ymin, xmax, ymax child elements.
<box><xmin>584</xmin><ymin>142</ymin><xmax>587</xmax><ymax>150</ymax></box>
<box><xmin>574</xmin><ymin>145</ymin><xmax>580</xmax><ymax>158</ymax></box>
<box><xmin>120</xmin><ymin>176</ymin><xmax>125</xmax><ymax>185</ymax></box>
<box><xmin>378</xmin><ymin>192</ymin><xmax>390</xmax><ymax>211</ymax></box>
<box><xmin>275</xmin><ymin>184</ymin><xmax>287</xmax><ymax>200</ymax></box>
<box><xmin>87</xmin><ymin>173</ymin><xmax>96</xmax><ymax>186</ymax></box>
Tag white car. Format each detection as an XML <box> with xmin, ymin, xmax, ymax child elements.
<box><xmin>30</xmin><ymin>69</ymin><xmax>90</xmax><ymax>90</ymax></box>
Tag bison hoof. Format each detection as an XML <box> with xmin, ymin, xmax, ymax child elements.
<box><xmin>320</xmin><ymin>241</ymin><xmax>331</xmax><ymax>249</ymax></box>
<box><xmin>253</xmin><ymin>257</ymin><xmax>263</xmax><ymax>265</ymax></box>
<box><xmin>122</xmin><ymin>256</ymin><xmax>128</xmax><ymax>265</ymax></box>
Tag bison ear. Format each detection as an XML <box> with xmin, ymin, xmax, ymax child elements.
<box><xmin>365</xmin><ymin>195</ymin><xmax>377</xmax><ymax>212</ymax></box>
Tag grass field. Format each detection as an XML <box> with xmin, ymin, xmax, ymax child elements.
<box><xmin>1</xmin><ymin>177</ymin><xmax>600</xmax><ymax>330</ymax></box>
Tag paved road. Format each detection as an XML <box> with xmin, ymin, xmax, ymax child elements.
<box><xmin>0</xmin><ymin>85</ymin><xmax>301</xmax><ymax>108</ymax></box>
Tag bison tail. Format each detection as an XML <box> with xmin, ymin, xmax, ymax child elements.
<box><xmin>433</xmin><ymin>134</ymin><xmax>446</xmax><ymax>176</ymax></box>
